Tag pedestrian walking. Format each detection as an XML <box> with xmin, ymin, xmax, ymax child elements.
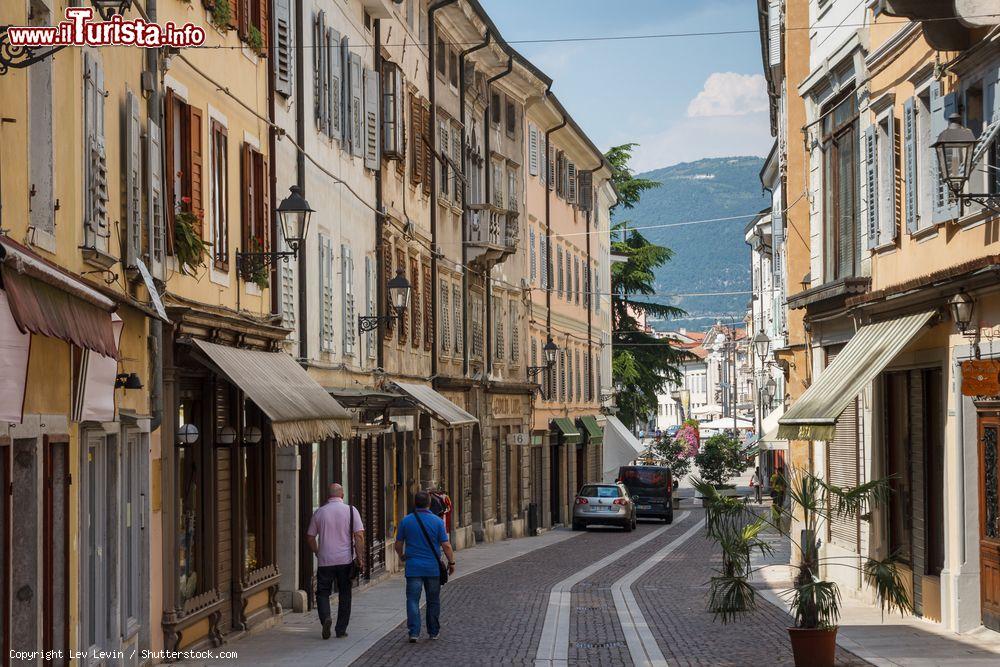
<box><xmin>429</xmin><ymin>486</ymin><xmax>453</xmax><ymax>532</ymax></box>
<box><xmin>769</xmin><ymin>466</ymin><xmax>787</xmax><ymax>509</ymax></box>
<box><xmin>306</xmin><ymin>483</ymin><xmax>365</xmax><ymax>640</ymax></box>
<box><xmin>394</xmin><ymin>490</ymin><xmax>456</xmax><ymax>642</ymax></box>
<box><xmin>750</xmin><ymin>466</ymin><xmax>763</xmax><ymax>504</ymax></box>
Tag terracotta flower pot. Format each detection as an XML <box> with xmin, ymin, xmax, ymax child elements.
<box><xmin>787</xmin><ymin>626</ymin><xmax>838</xmax><ymax>667</ymax></box>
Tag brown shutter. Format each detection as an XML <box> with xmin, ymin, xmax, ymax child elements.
<box><xmin>239</xmin><ymin>0</ymin><xmax>250</xmax><ymax>39</ymax></box>
<box><xmin>423</xmin><ymin>260</ymin><xmax>433</xmax><ymax>351</ymax></box>
<box><xmin>257</xmin><ymin>153</ymin><xmax>270</xmax><ymax>252</ymax></box>
<box><xmin>241</xmin><ymin>143</ymin><xmax>253</xmax><ymax>254</ymax></box>
<box><xmin>228</xmin><ymin>0</ymin><xmax>239</xmax><ymax>29</ymax></box>
<box><xmin>410</xmin><ymin>93</ymin><xmax>421</xmax><ymax>186</ymax></box>
<box><xmin>163</xmin><ymin>88</ymin><xmax>176</xmax><ymax>254</ymax></box>
<box><xmin>256</xmin><ymin>0</ymin><xmax>268</xmax><ymax>51</ymax></box>
<box><xmin>420</xmin><ymin>100</ymin><xmax>434</xmax><ymax>195</ymax></box>
<box><xmin>409</xmin><ymin>255</ymin><xmax>420</xmax><ymax>348</ymax></box>
<box><xmin>396</xmin><ymin>247</ymin><xmax>408</xmax><ymax>341</ymax></box>
<box><xmin>383</xmin><ymin>240</ymin><xmax>394</xmax><ymax>340</ymax></box>
<box><xmin>211</xmin><ymin>121</ymin><xmax>230</xmax><ymax>270</ymax></box>
<box><xmin>187</xmin><ymin>105</ymin><xmax>204</xmax><ymax>235</ymax></box>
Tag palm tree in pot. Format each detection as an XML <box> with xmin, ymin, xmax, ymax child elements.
<box><xmin>693</xmin><ymin>470</ymin><xmax>911</xmax><ymax>667</ymax></box>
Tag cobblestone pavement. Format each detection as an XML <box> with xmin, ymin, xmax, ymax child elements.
<box><xmin>632</xmin><ymin>508</ymin><xmax>869</xmax><ymax>667</ymax></box>
<box><xmin>353</xmin><ymin>521</ymin><xmax>669</xmax><ymax>666</ymax></box>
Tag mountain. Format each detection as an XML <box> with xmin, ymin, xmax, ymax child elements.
<box><xmin>614</xmin><ymin>156</ymin><xmax>769</xmax><ymax>331</ymax></box>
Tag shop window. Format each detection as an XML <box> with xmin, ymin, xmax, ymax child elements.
<box><xmin>241</xmin><ymin>409</ymin><xmax>271</xmax><ymax>575</ymax></box>
<box><xmin>177</xmin><ymin>390</ymin><xmax>209</xmax><ymax>604</ymax></box>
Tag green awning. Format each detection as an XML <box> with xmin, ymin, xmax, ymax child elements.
<box><xmin>577</xmin><ymin>415</ymin><xmax>603</xmax><ymax>441</ymax></box>
<box><xmin>550</xmin><ymin>417</ymin><xmax>583</xmax><ymax>445</ymax></box>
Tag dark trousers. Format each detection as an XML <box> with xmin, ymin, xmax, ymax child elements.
<box><xmin>316</xmin><ymin>564</ymin><xmax>354</xmax><ymax>633</ymax></box>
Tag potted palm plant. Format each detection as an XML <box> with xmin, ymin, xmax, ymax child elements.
<box><xmin>694</xmin><ymin>470</ymin><xmax>911</xmax><ymax>667</ymax></box>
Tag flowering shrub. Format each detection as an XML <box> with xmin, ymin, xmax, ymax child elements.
<box><xmin>174</xmin><ymin>196</ymin><xmax>209</xmax><ymax>276</ymax></box>
<box><xmin>654</xmin><ymin>422</ymin><xmax>700</xmax><ymax>482</ymax></box>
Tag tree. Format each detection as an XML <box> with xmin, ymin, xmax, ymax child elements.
<box><xmin>694</xmin><ymin>433</ymin><xmax>744</xmax><ymax>488</ymax></box>
<box><xmin>606</xmin><ymin>143</ymin><xmax>688</xmax><ymax>430</ymax></box>
<box><xmin>653</xmin><ymin>433</ymin><xmax>694</xmax><ymax>482</ymax></box>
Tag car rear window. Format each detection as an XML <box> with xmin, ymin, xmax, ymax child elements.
<box><xmin>620</xmin><ymin>468</ymin><xmax>669</xmax><ymax>488</ymax></box>
<box><xmin>580</xmin><ymin>485</ymin><xmax>621</xmax><ymax>498</ymax></box>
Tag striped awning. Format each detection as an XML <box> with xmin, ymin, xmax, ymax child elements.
<box><xmin>390</xmin><ymin>382</ymin><xmax>477</xmax><ymax>427</ymax></box>
<box><xmin>192</xmin><ymin>339</ymin><xmax>353</xmax><ymax>445</ymax></box>
<box><xmin>777</xmin><ymin>311</ymin><xmax>934</xmax><ymax>441</ymax></box>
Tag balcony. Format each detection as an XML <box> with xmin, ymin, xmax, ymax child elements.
<box><xmin>466</xmin><ymin>203</ymin><xmax>518</xmax><ymax>269</ymax></box>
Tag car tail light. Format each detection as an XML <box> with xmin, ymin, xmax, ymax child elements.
<box><xmin>575</xmin><ymin>497</ymin><xmax>588</xmax><ymax>505</ymax></box>
<box><xmin>613</xmin><ymin>498</ymin><xmax>628</xmax><ymax>506</ymax></box>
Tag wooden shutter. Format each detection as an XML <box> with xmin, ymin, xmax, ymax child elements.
<box><xmin>826</xmin><ymin>347</ymin><xmax>860</xmax><ymax>552</ymax></box>
<box><xmin>313</xmin><ymin>13</ymin><xmax>324</xmax><ymax>130</ymax></box>
<box><xmin>423</xmin><ymin>261</ymin><xmax>433</xmax><ymax>351</ymax></box>
<box><xmin>528</xmin><ymin>125</ymin><xmax>538</xmax><ymax>176</ymax></box>
<box><xmin>494</xmin><ymin>296</ymin><xmax>504</xmax><ymax>362</ymax></box>
<box><xmin>422</xmin><ymin>99</ymin><xmax>433</xmax><ymax>195</ymax></box>
<box><xmin>578</xmin><ymin>170</ymin><xmax>593</xmax><ymax>210</ymax></box>
<box><xmin>238</xmin><ymin>0</ymin><xmax>249</xmax><ymax>40</ymax></box>
<box><xmin>453</xmin><ymin>283</ymin><xmax>462</xmax><ymax>355</ymax></box>
<box><xmin>228</xmin><ymin>0</ymin><xmax>239</xmax><ymax>30</ymax></box>
<box><xmin>350</xmin><ymin>52</ymin><xmax>364</xmax><ymax>158</ymax></box>
<box><xmin>410</xmin><ymin>93</ymin><xmax>422</xmax><ymax>185</ymax></box>
<box><xmin>342</xmin><ymin>244</ymin><xmax>356</xmax><ymax>355</ymax></box>
<box><xmin>930</xmin><ymin>81</ymin><xmax>959</xmax><ymax>223</ymax></box>
<box><xmin>280</xmin><ymin>231</ymin><xmax>296</xmax><ymax>328</ymax></box>
<box><xmin>382</xmin><ymin>241</ymin><xmax>394</xmax><ymax>340</ymax></box>
<box><xmin>124</xmin><ymin>89</ymin><xmax>142</xmax><ymax>268</ymax></box>
<box><xmin>257</xmin><ymin>153</ymin><xmax>269</xmax><ymax>252</ymax></box>
<box><xmin>274</xmin><ymin>0</ymin><xmax>292</xmax><ymax>97</ymax></box>
<box><xmin>254</xmin><ymin>0</ymin><xmax>268</xmax><ymax>51</ymax></box>
<box><xmin>409</xmin><ymin>255</ymin><xmax>420</xmax><ymax>348</ymax></box>
<box><xmin>187</xmin><ymin>105</ymin><xmax>204</xmax><ymax>234</ymax></box>
<box><xmin>510</xmin><ymin>302</ymin><xmax>519</xmax><ymax>362</ymax></box>
<box><xmin>319</xmin><ymin>234</ymin><xmax>335</xmax><ymax>352</ymax></box>
<box><xmin>163</xmin><ymin>87</ymin><xmax>176</xmax><ymax>254</ymax></box>
<box><xmin>240</xmin><ymin>143</ymin><xmax>253</xmax><ymax>253</ymax></box>
<box><xmin>84</xmin><ymin>52</ymin><xmax>108</xmax><ymax>251</ymax></box>
<box><xmin>881</xmin><ymin>112</ymin><xmax>898</xmax><ymax>246</ymax></box>
<box><xmin>529</xmin><ymin>227</ymin><xmax>536</xmax><ymax>283</ymax></box>
<box><xmin>547</xmin><ymin>145</ymin><xmax>555</xmax><ymax>191</ymax></box>
<box><xmin>338</xmin><ymin>35</ymin><xmax>349</xmax><ymax>142</ymax></box>
<box><xmin>397</xmin><ymin>247</ymin><xmax>409</xmax><ymax>341</ymax></box>
<box><xmin>146</xmin><ymin>118</ymin><xmax>165</xmax><ymax>278</ymax></box>
<box><xmin>330</xmin><ymin>29</ymin><xmax>343</xmax><ymax>138</ymax></box>
<box><xmin>440</xmin><ymin>280</ymin><xmax>450</xmax><ymax>354</ymax></box>
<box><xmin>540</xmin><ymin>234</ymin><xmax>548</xmax><ymax>288</ymax></box>
<box><xmin>864</xmin><ymin>124</ymin><xmax>878</xmax><ymax>250</ymax></box>
<box><xmin>363</xmin><ymin>67</ymin><xmax>380</xmax><ymax>170</ymax></box>
<box><xmin>365</xmin><ymin>255</ymin><xmax>376</xmax><ymax>360</ymax></box>
<box><xmin>767</xmin><ymin>0</ymin><xmax>781</xmax><ymax>67</ymax></box>
<box><xmin>567</xmin><ymin>161</ymin><xmax>577</xmax><ymax>204</ymax></box>
<box><xmin>904</xmin><ymin>97</ymin><xmax>918</xmax><ymax>234</ymax></box>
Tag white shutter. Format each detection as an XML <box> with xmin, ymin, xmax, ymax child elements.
<box><xmin>350</xmin><ymin>52</ymin><xmax>363</xmax><ymax>157</ymax></box>
<box><xmin>342</xmin><ymin>244</ymin><xmax>356</xmax><ymax>355</ymax></box>
<box><xmin>540</xmin><ymin>234</ymin><xmax>548</xmax><ymax>289</ymax></box>
<box><xmin>528</xmin><ymin>124</ymin><xmax>538</xmax><ymax>176</ymax></box>
<box><xmin>453</xmin><ymin>283</ymin><xmax>463</xmax><ymax>355</ymax></box>
<box><xmin>84</xmin><ymin>52</ymin><xmax>108</xmax><ymax>252</ymax></box>
<box><xmin>547</xmin><ymin>144</ymin><xmax>555</xmax><ymax>190</ymax></box>
<box><xmin>904</xmin><ymin>97</ymin><xmax>918</xmax><ymax>234</ymax></box>
<box><xmin>319</xmin><ymin>234</ymin><xmax>335</xmax><ymax>352</ymax></box>
<box><xmin>314</xmin><ymin>13</ymin><xmax>325</xmax><ymax>130</ymax></box>
<box><xmin>125</xmin><ymin>89</ymin><xmax>143</xmax><ymax>268</ymax></box>
<box><xmin>274</xmin><ymin>0</ymin><xmax>293</xmax><ymax>97</ymax></box>
<box><xmin>930</xmin><ymin>81</ymin><xmax>959</xmax><ymax>223</ymax></box>
<box><xmin>864</xmin><ymin>124</ymin><xmax>878</xmax><ymax>250</ymax></box>
<box><xmin>767</xmin><ymin>0</ymin><xmax>781</xmax><ymax>67</ymax></box>
<box><xmin>329</xmin><ymin>29</ymin><xmax>342</xmax><ymax>138</ymax></box>
<box><xmin>146</xmin><ymin>119</ymin><xmax>165</xmax><ymax>280</ymax></box>
<box><xmin>280</xmin><ymin>233</ymin><xmax>296</xmax><ymax>329</ymax></box>
<box><xmin>529</xmin><ymin>227</ymin><xmax>537</xmax><ymax>283</ymax></box>
<box><xmin>880</xmin><ymin>111</ymin><xmax>898</xmax><ymax>246</ymax></box>
<box><xmin>363</xmin><ymin>67</ymin><xmax>380</xmax><ymax>170</ymax></box>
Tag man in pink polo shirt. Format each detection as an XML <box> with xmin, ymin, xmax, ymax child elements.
<box><xmin>306</xmin><ymin>483</ymin><xmax>365</xmax><ymax>639</ymax></box>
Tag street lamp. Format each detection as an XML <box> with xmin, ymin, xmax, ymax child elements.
<box><xmin>762</xmin><ymin>376</ymin><xmax>777</xmax><ymax>407</ymax></box>
<box><xmin>235</xmin><ymin>185</ymin><xmax>314</xmax><ymax>279</ymax></box>
<box><xmin>93</xmin><ymin>1</ymin><xmax>134</xmax><ymax>21</ymax></box>
<box><xmin>358</xmin><ymin>268</ymin><xmax>413</xmax><ymax>334</ymax></box>
<box><xmin>527</xmin><ymin>337</ymin><xmax>558</xmax><ymax>378</ymax></box>
<box><xmin>948</xmin><ymin>289</ymin><xmax>975</xmax><ymax>334</ymax></box>
<box><xmin>176</xmin><ymin>423</ymin><xmax>199</xmax><ymax>446</ymax></box>
<box><xmin>932</xmin><ymin>113</ymin><xmax>1000</xmax><ymax>212</ymax></box>
<box><xmin>752</xmin><ymin>329</ymin><xmax>771</xmax><ymax>362</ymax></box>
<box><xmin>243</xmin><ymin>426</ymin><xmax>263</xmax><ymax>446</ymax></box>
<box><xmin>216</xmin><ymin>425</ymin><xmax>237</xmax><ymax>447</ymax></box>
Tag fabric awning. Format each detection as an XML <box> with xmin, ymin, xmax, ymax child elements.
<box><xmin>0</xmin><ymin>236</ymin><xmax>118</xmax><ymax>358</ymax></box>
<box><xmin>760</xmin><ymin>406</ymin><xmax>788</xmax><ymax>451</ymax></box>
<box><xmin>602</xmin><ymin>415</ymin><xmax>645</xmax><ymax>482</ymax></box>
<box><xmin>691</xmin><ymin>404</ymin><xmax>722</xmax><ymax>416</ymax></box>
<box><xmin>778</xmin><ymin>310</ymin><xmax>935</xmax><ymax>440</ymax></box>
<box><xmin>192</xmin><ymin>339</ymin><xmax>353</xmax><ymax>445</ymax></box>
<box><xmin>699</xmin><ymin>417</ymin><xmax>754</xmax><ymax>430</ymax></box>
<box><xmin>390</xmin><ymin>382</ymin><xmax>477</xmax><ymax>426</ymax></box>
<box><xmin>550</xmin><ymin>417</ymin><xmax>583</xmax><ymax>445</ymax></box>
<box><xmin>577</xmin><ymin>415</ymin><xmax>603</xmax><ymax>441</ymax></box>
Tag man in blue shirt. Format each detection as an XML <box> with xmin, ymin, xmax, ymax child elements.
<box><xmin>394</xmin><ymin>490</ymin><xmax>456</xmax><ymax>642</ymax></box>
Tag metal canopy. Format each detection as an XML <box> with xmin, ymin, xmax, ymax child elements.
<box><xmin>191</xmin><ymin>339</ymin><xmax>353</xmax><ymax>445</ymax></box>
<box><xmin>550</xmin><ymin>417</ymin><xmax>583</xmax><ymax>445</ymax></box>
<box><xmin>777</xmin><ymin>310</ymin><xmax>934</xmax><ymax>440</ymax></box>
<box><xmin>390</xmin><ymin>381</ymin><xmax>478</xmax><ymax>427</ymax></box>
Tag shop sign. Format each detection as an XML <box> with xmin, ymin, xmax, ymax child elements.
<box><xmin>490</xmin><ymin>394</ymin><xmax>524</xmax><ymax>419</ymax></box>
<box><xmin>961</xmin><ymin>359</ymin><xmax>1000</xmax><ymax>396</ymax></box>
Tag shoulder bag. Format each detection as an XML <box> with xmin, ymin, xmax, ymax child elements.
<box><xmin>413</xmin><ymin>512</ymin><xmax>449</xmax><ymax>586</ymax></box>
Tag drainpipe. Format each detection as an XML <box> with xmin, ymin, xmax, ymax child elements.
<box><xmin>459</xmin><ymin>31</ymin><xmax>491</xmax><ymax>377</ymax></box>
<box><xmin>146</xmin><ymin>0</ymin><xmax>163</xmax><ymax>433</ymax></box>
<box><xmin>428</xmin><ymin>0</ymin><xmax>459</xmax><ymax>380</ymax></box>
<box><xmin>375</xmin><ymin>20</ymin><xmax>385</xmax><ymax>370</ymax></box>
<box><xmin>267</xmin><ymin>0</ymin><xmax>279</xmax><ymax>319</ymax></box>
<box><xmin>484</xmin><ymin>55</ymin><xmax>513</xmax><ymax>377</ymax></box>
<box><xmin>581</xmin><ymin>159</ymin><xmax>600</xmax><ymax>404</ymax></box>
<box><xmin>294</xmin><ymin>0</ymin><xmax>308</xmax><ymax>363</ymax></box>
<box><xmin>544</xmin><ymin>111</ymin><xmax>567</xmax><ymax>342</ymax></box>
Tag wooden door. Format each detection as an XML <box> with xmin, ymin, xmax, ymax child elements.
<box><xmin>979</xmin><ymin>414</ymin><xmax>1000</xmax><ymax>632</ymax></box>
<box><xmin>1</xmin><ymin>443</ymin><xmax>9</xmax><ymax>667</ymax></box>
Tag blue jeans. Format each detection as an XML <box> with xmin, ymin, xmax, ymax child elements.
<box><xmin>405</xmin><ymin>576</ymin><xmax>441</xmax><ymax>637</ymax></box>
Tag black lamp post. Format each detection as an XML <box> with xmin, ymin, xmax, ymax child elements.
<box><xmin>949</xmin><ymin>289</ymin><xmax>979</xmax><ymax>358</ymax></box>
<box><xmin>93</xmin><ymin>0</ymin><xmax>134</xmax><ymax>21</ymax></box>
<box><xmin>527</xmin><ymin>337</ymin><xmax>558</xmax><ymax>400</ymax></box>
<box><xmin>932</xmin><ymin>112</ymin><xmax>1000</xmax><ymax>213</ymax></box>
<box><xmin>235</xmin><ymin>186</ymin><xmax>313</xmax><ymax>279</ymax></box>
<box><xmin>358</xmin><ymin>268</ymin><xmax>412</xmax><ymax>334</ymax></box>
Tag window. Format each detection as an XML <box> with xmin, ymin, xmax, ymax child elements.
<box><xmin>505</xmin><ymin>96</ymin><xmax>516</xmax><ymax>137</ymax></box>
<box><xmin>176</xmin><ymin>388</ymin><xmax>209</xmax><ymax>605</ymax></box>
<box><xmin>381</xmin><ymin>61</ymin><xmax>405</xmax><ymax>158</ymax></box>
<box><xmin>449</xmin><ymin>49</ymin><xmax>459</xmax><ymax>88</ymax></box>
<box><xmin>210</xmin><ymin>121</ymin><xmax>229</xmax><ymax>270</ymax></box>
<box><xmin>241</xmin><ymin>411</ymin><xmax>272</xmax><ymax>575</ymax></box>
<box><xmin>821</xmin><ymin>91</ymin><xmax>859</xmax><ymax>282</ymax></box>
<box><xmin>164</xmin><ymin>88</ymin><xmax>203</xmax><ymax>257</ymax></box>
<box><xmin>436</xmin><ymin>36</ymin><xmax>447</xmax><ymax>76</ymax></box>
<box><xmin>507</xmin><ymin>168</ymin><xmax>518</xmax><ymax>212</ymax></box>
<box><xmin>471</xmin><ymin>294</ymin><xmax>483</xmax><ymax>358</ymax></box>
<box><xmin>240</xmin><ymin>143</ymin><xmax>268</xmax><ymax>284</ymax></box>
<box><xmin>988</xmin><ymin>74</ymin><xmax>1000</xmax><ymax>195</ymax></box>
<box><xmin>492</xmin><ymin>160</ymin><xmax>504</xmax><ymax>208</ymax></box>
<box><xmin>491</xmin><ymin>91</ymin><xmax>501</xmax><ymax>126</ymax></box>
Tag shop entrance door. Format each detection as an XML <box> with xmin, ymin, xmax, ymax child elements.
<box><xmin>978</xmin><ymin>413</ymin><xmax>1000</xmax><ymax>631</ymax></box>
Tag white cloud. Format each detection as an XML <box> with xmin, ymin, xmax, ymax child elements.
<box><xmin>686</xmin><ymin>72</ymin><xmax>768</xmax><ymax>118</ymax></box>
<box><xmin>623</xmin><ymin>112</ymin><xmax>772</xmax><ymax>173</ymax></box>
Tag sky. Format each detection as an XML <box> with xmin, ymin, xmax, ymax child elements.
<box><xmin>478</xmin><ymin>0</ymin><xmax>774</xmax><ymax>173</ymax></box>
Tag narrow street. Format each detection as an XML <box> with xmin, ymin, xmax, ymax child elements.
<box><xmin>182</xmin><ymin>505</ymin><xmax>868</xmax><ymax>666</ymax></box>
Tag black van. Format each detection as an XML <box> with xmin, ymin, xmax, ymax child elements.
<box><xmin>618</xmin><ymin>465</ymin><xmax>673</xmax><ymax>523</ymax></box>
